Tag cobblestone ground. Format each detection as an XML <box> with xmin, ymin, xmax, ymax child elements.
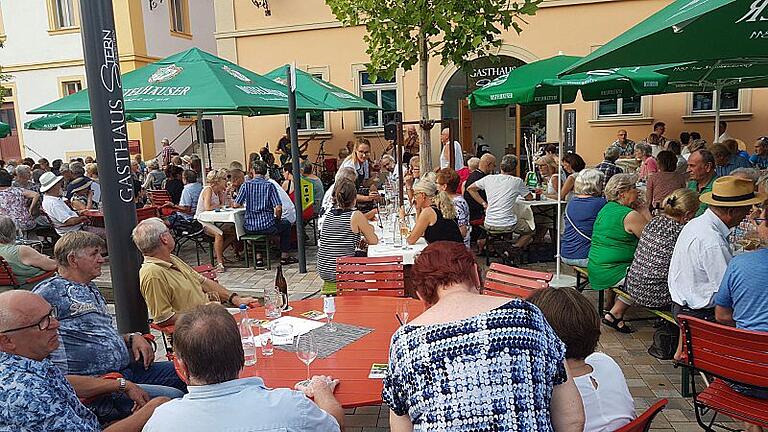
<box><xmin>96</xmin><ymin>239</ymin><xmax>740</xmax><ymax>432</ymax></box>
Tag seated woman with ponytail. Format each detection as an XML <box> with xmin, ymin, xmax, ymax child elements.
<box><xmin>406</xmin><ymin>179</ymin><xmax>463</xmax><ymax>245</ymax></box>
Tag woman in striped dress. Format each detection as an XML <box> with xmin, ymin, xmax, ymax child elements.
<box><xmin>316</xmin><ymin>179</ymin><xmax>378</xmax><ymax>294</ymax></box>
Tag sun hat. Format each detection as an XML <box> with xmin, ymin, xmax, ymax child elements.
<box><xmin>39</xmin><ymin>171</ymin><xmax>65</xmax><ymax>193</ymax></box>
<box><xmin>68</xmin><ymin>176</ymin><xmax>93</xmax><ymax>193</ymax></box>
<box><xmin>699</xmin><ymin>176</ymin><xmax>768</xmax><ymax>207</ymax></box>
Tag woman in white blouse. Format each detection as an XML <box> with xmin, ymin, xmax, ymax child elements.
<box><xmin>529</xmin><ymin>287</ymin><xmax>636</xmax><ymax>432</ymax></box>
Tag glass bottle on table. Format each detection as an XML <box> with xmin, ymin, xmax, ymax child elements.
<box><xmin>239</xmin><ymin>305</ymin><xmax>257</xmax><ymax>366</ymax></box>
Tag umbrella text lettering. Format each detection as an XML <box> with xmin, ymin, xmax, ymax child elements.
<box><xmin>737</xmin><ymin>0</ymin><xmax>768</xmax><ymax>23</ymax></box>
<box><xmin>123</xmin><ymin>86</ymin><xmax>191</xmax><ymax>97</ymax></box>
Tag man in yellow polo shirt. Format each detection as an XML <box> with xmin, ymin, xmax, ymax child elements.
<box><xmin>132</xmin><ymin>218</ymin><xmax>255</xmax><ymax>328</ymax></box>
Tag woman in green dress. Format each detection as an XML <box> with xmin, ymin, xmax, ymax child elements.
<box><xmin>0</xmin><ymin>216</ymin><xmax>57</xmax><ymax>292</ymax></box>
<box><xmin>588</xmin><ymin>173</ymin><xmax>651</xmax><ymax>333</ymax></box>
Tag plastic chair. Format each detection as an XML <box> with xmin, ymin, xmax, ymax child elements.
<box><xmin>136</xmin><ymin>206</ymin><xmax>159</xmax><ymax>222</ymax></box>
<box><xmin>678</xmin><ymin>315</ymin><xmax>768</xmax><ymax>431</ymax></box>
<box><xmin>0</xmin><ymin>257</ymin><xmax>56</xmax><ymax>290</ymax></box>
<box><xmin>483</xmin><ymin>262</ymin><xmax>551</xmax><ymax>299</ymax></box>
<box><xmin>335</xmin><ymin>256</ymin><xmax>405</xmax><ymax>297</ymax></box>
<box><xmin>615</xmin><ymin>399</ymin><xmax>668</xmax><ymax>432</ymax></box>
<box><xmin>147</xmin><ymin>190</ymin><xmax>175</xmax><ymax>217</ymax></box>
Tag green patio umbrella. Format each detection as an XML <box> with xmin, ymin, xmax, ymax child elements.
<box><xmin>469</xmin><ymin>55</ymin><xmax>669</xmax><ymax>109</ymax></box>
<box><xmin>29</xmin><ymin>48</ymin><xmax>329</xmax><ymax>116</ymax></box>
<box><xmin>0</xmin><ymin>121</ymin><xmax>9</xmax><ymax>138</ymax></box>
<box><xmin>265</xmin><ymin>65</ymin><xmax>380</xmax><ymax>111</ymax></box>
<box><xmin>560</xmin><ymin>0</ymin><xmax>768</xmax><ymax>138</ymax></box>
<box><xmin>469</xmin><ymin>53</ymin><xmax>669</xmax><ymax>287</ymax></box>
<box><xmin>24</xmin><ymin>112</ymin><xmax>157</xmax><ymax>131</ymax></box>
<box><xmin>563</xmin><ymin>0</ymin><xmax>764</xmax><ymax>74</ymax></box>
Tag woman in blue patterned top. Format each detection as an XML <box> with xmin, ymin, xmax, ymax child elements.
<box><xmin>382</xmin><ymin>242</ymin><xmax>584</xmax><ymax>431</ymax></box>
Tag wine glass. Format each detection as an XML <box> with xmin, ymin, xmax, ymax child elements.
<box><xmin>400</xmin><ymin>219</ymin><xmax>411</xmax><ymax>250</ymax></box>
<box><xmin>295</xmin><ymin>333</ymin><xmax>318</xmax><ymax>387</ymax></box>
<box><xmin>396</xmin><ymin>301</ymin><xmax>409</xmax><ymax>326</ymax></box>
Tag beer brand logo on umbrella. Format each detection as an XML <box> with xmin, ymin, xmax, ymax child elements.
<box><xmin>272</xmin><ymin>77</ymin><xmax>288</xmax><ymax>86</ymax></box>
<box><xmin>148</xmin><ymin>65</ymin><xmax>183</xmax><ymax>84</ymax></box>
<box><xmin>222</xmin><ymin>65</ymin><xmax>251</xmax><ymax>83</ymax></box>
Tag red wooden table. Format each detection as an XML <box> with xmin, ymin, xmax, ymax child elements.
<box><xmin>84</xmin><ymin>206</ymin><xmax>160</xmax><ymax>227</ymax></box>
<box><xmin>240</xmin><ymin>296</ymin><xmax>424</xmax><ymax>408</ymax></box>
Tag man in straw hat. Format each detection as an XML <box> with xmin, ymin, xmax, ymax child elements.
<box><xmin>668</xmin><ymin>176</ymin><xmax>767</xmax><ymax>328</ymax></box>
<box><xmin>40</xmin><ymin>171</ymin><xmax>104</xmax><ymax>239</ymax></box>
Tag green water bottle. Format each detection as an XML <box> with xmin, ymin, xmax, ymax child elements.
<box><xmin>525</xmin><ymin>171</ymin><xmax>538</xmax><ymax>188</ymax></box>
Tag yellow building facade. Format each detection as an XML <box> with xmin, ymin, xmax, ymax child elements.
<box><xmin>215</xmin><ymin>0</ymin><xmax>768</xmax><ymax>167</ymax></box>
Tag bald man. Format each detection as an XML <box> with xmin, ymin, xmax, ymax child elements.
<box><xmin>440</xmin><ymin>128</ymin><xmax>464</xmax><ymax>171</ymax></box>
<box><xmin>0</xmin><ymin>291</ymin><xmax>168</xmax><ymax>431</ymax></box>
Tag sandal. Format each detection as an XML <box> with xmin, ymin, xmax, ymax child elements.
<box><xmin>602</xmin><ymin>311</ymin><xmax>635</xmax><ymax>334</ymax></box>
<box><xmin>254</xmin><ymin>258</ymin><xmax>265</xmax><ymax>267</ymax></box>
<box><xmin>281</xmin><ymin>256</ymin><xmax>299</xmax><ymax>265</ymax></box>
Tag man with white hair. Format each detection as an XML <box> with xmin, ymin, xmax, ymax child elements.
<box><xmin>12</xmin><ymin>164</ymin><xmax>37</xmax><ymax>192</ymax></box>
<box><xmin>133</xmin><ymin>218</ymin><xmax>255</xmax><ymax>328</ymax></box>
<box><xmin>440</xmin><ymin>128</ymin><xmax>464</xmax><ymax>170</ymax></box>
<box><xmin>595</xmin><ymin>145</ymin><xmax>624</xmax><ymax>192</ymax></box>
<box><xmin>0</xmin><ymin>290</ymin><xmax>169</xmax><ymax>431</ymax></box>
<box><xmin>33</xmin><ymin>231</ymin><xmax>185</xmax><ymax>423</ymax></box>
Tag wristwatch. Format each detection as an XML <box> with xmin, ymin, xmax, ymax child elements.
<box><xmin>117</xmin><ymin>378</ymin><xmax>127</xmax><ymax>393</ymax></box>
<box><xmin>227</xmin><ymin>292</ymin><xmax>239</xmax><ymax>304</ymax></box>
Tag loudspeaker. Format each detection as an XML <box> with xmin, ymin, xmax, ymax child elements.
<box><xmin>202</xmin><ymin>119</ymin><xmax>214</xmax><ymax>144</ymax></box>
<box><xmin>383</xmin><ymin>111</ymin><xmax>402</xmax><ymax>141</ymax></box>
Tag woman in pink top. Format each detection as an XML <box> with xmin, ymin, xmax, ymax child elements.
<box><xmin>646</xmin><ymin>151</ymin><xmax>687</xmax><ymax>212</ymax></box>
<box><xmin>635</xmin><ymin>142</ymin><xmax>658</xmax><ymax>181</ymax></box>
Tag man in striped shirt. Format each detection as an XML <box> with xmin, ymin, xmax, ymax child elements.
<box><xmin>234</xmin><ymin>160</ymin><xmax>297</xmax><ymax>266</ymax></box>
<box><xmin>160</xmin><ymin>138</ymin><xmax>174</xmax><ymax>168</ymax></box>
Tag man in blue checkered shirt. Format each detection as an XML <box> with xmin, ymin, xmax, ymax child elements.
<box><xmin>234</xmin><ymin>160</ymin><xmax>297</xmax><ymax>266</ymax></box>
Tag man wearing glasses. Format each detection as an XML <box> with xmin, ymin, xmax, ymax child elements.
<box><xmin>0</xmin><ymin>290</ymin><xmax>169</xmax><ymax>431</ymax></box>
<box><xmin>32</xmin><ymin>231</ymin><xmax>186</xmax><ymax>424</ymax></box>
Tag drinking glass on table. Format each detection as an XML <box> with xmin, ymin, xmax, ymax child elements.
<box><xmin>295</xmin><ymin>333</ymin><xmax>318</xmax><ymax>387</ymax></box>
<box><xmin>257</xmin><ymin>322</ymin><xmax>273</xmax><ymax>356</ymax></box>
<box><xmin>396</xmin><ymin>301</ymin><xmax>409</xmax><ymax>326</ymax></box>
<box><xmin>400</xmin><ymin>219</ymin><xmax>412</xmax><ymax>250</ymax></box>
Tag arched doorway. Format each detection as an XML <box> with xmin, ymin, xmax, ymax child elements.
<box><xmin>441</xmin><ymin>56</ymin><xmax>524</xmax><ymax>160</ymax></box>
<box><xmin>440</xmin><ymin>55</ymin><xmax>548</xmax><ymax>169</ymax></box>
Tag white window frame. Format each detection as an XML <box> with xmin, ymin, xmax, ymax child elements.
<box><xmin>297</xmin><ymin>71</ymin><xmax>328</xmax><ymax>133</ymax></box>
<box><xmin>359</xmin><ymin>71</ymin><xmax>397</xmax><ymax>129</ymax></box>
<box><xmin>596</xmin><ymin>96</ymin><xmax>644</xmax><ymax>118</ymax></box>
<box><xmin>62</xmin><ymin>80</ymin><xmax>82</xmax><ymax>96</ymax></box>
<box><xmin>53</xmin><ymin>0</ymin><xmax>76</xmax><ymax>29</ymax></box>
<box><xmin>690</xmin><ymin>90</ymin><xmax>741</xmax><ymax>113</ymax></box>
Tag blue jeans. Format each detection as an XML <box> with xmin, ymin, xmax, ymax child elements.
<box><xmin>248</xmin><ymin>219</ymin><xmax>292</xmax><ymax>252</ymax></box>
<box><xmin>88</xmin><ymin>361</ymin><xmax>186</xmax><ymax>425</ymax></box>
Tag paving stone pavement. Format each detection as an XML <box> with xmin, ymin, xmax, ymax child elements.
<box><xmin>95</xmin><ymin>239</ymin><xmax>741</xmax><ymax>431</ymax></box>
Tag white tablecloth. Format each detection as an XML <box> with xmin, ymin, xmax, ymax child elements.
<box><xmin>197</xmin><ymin>208</ymin><xmax>246</xmax><ymax>239</ymax></box>
<box><xmin>368</xmin><ymin>220</ymin><xmax>427</xmax><ymax>265</ymax></box>
<box><xmin>524</xmin><ymin>198</ymin><xmax>566</xmax><ymax>207</ymax></box>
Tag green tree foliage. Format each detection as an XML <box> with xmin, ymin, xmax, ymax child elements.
<box><xmin>326</xmin><ymin>0</ymin><xmax>541</xmax><ymax>169</ymax></box>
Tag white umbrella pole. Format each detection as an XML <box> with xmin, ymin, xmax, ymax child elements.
<box><xmin>713</xmin><ymin>83</ymin><xmax>722</xmax><ymax>142</ymax></box>
<box><xmin>197</xmin><ymin>110</ymin><xmax>208</xmax><ymax>186</ymax></box>
<box><xmin>549</xmin><ymin>86</ymin><xmax>576</xmax><ymax>288</ymax></box>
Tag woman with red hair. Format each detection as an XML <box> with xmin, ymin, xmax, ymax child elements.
<box><xmin>382</xmin><ymin>241</ymin><xmax>584</xmax><ymax>432</ymax></box>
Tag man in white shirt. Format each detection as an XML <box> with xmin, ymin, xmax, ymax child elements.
<box><xmin>668</xmin><ymin>176</ymin><xmax>765</xmax><ymax>321</ymax></box>
<box><xmin>439</xmin><ymin>128</ymin><xmax>464</xmax><ymax>171</ymax></box>
<box><xmin>466</xmin><ymin>154</ymin><xmax>534</xmax><ymax>249</ymax></box>
<box><xmin>267</xmin><ymin>178</ymin><xmax>296</xmax><ymax>224</ymax></box>
<box><xmin>39</xmin><ymin>172</ymin><xmax>89</xmax><ymax>236</ymax></box>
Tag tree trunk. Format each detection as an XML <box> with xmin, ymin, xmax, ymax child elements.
<box><xmin>418</xmin><ymin>30</ymin><xmax>432</xmax><ymax>172</ymax></box>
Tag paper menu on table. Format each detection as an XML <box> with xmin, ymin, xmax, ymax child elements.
<box><xmin>301</xmin><ymin>310</ymin><xmax>328</xmax><ymax>320</ymax></box>
<box><xmin>368</xmin><ymin>363</ymin><xmax>388</xmax><ymax>379</ymax></box>
<box><xmin>270</xmin><ymin>315</ymin><xmax>325</xmax><ymax>337</ymax></box>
